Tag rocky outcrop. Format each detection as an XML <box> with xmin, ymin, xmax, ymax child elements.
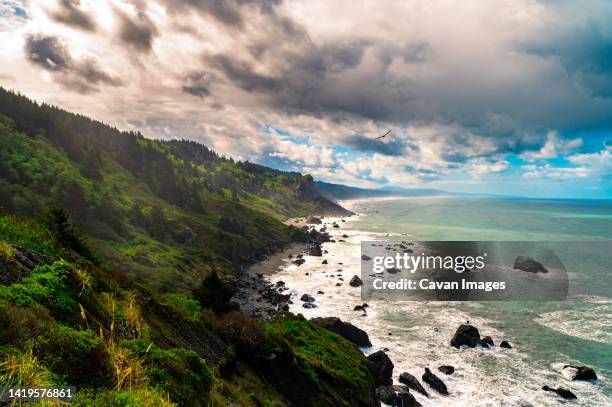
<box><xmin>513</xmin><ymin>256</ymin><xmax>548</xmax><ymax>273</ymax></box>
<box><xmin>438</xmin><ymin>365</ymin><xmax>454</xmax><ymax>375</ymax></box>
<box><xmin>292</xmin><ymin>258</ymin><xmax>306</xmax><ymax>266</ymax></box>
<box><xmin>563</xmin><ymin>365</ymin><xmax>597</xmax><ymax>382</ymax></box>
<box><xmin>375</xmin><ymin>386</ymin><xmax>421</xmax><ymax>407</ymax></box>
<box><xmin>398</xmin><ymin>372</ymin><xmax>429</xmax><ymax>397</ymax></box>
<box><xmin>422</xmin><ymin>368</ymin><xmax>448</xmax><ymax>395</ymax></box>
<box><xmin>0</xmin><ymin>244</ymin><xmax>53</xmax><ymax>285</ymax></box>
<box><xmin>367</xmin><ymin>351</ymin><xmax>394</xmax><ymax>386</ymax></box>
<box><xmin>312</xmin><ymin>317</ymin><xmax>372</xmax><ymax>347</ymax></box>
<box><xmin>350</xmin><ymin>275</ymin><xmax>363</xmax><ymax>287</ymax></box>
<box><xmin>542</xmin><ymin>386</ymin><xmax>576</xmax><ymax>400</ymax></box>
<box><xmin>450</xmin><ymin>324</ymin><xmax>480</xmax><ymax>348</ymax></box>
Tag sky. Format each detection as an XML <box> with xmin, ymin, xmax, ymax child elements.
<box><xmin>0</xmin><ymin>0</ymin><xmax>611</xmax><ymax>198</ymax></box>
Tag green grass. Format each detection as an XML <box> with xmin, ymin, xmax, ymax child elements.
<box><xmin>267</xmin><ymin>315</ymin><xmax>375</xmax><ymax>406</ymax></box>
<box><xmin>0</xmin><ymin>216</ymin><xmax>58</xmax><ymax>257</ymax></box>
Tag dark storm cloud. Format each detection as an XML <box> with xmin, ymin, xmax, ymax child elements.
<box><xmin>24</xmin><ymin>34</ymin><xmax>70</xmax><ymax>71</ymax></box>
<box><xmin>117</xmin><ymin>10</ymin><xmax>158</xmax><ymax>52</ymax></box>
<box><xmin>524</xmin><ymin>23</ymin><xmax>612</xmax><ymax>98</ymax></box>
<box><xmin>343</xmin><ymin>135</ymin><xmax>406</xmax><ymax>156</ymax></box>
<box><xmin>163</xmin><ymin>0</ymin><xmax>283</xmax><ymax>28</ymax></box>
<box><xmin>182</xmin><ymin>72</ymin><xmax>212</xmax><ymax>98</ymax></box>
<box><xmin>211</xmin><ymin>54</ymin><xmax>281</xmax><ymax>92</ymax></box>
<box><xmin>24</xmin><ymin>34</ymin><xmax>122</xmax><ymax>93</ymax></box>
<box><xmin>50</xmin><ymin>0</ymin><xmax>97</xmax><ymax>31</ymax></box>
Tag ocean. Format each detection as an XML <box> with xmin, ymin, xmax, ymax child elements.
<box><xmin>269</xmin><ymin>197</ymin><xmax>612</xmax><ymax>406</ymax></box>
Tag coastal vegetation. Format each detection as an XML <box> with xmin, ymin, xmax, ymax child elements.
<box><xmin>0</xmin><ymin>88</ymin><xmax>372</xmax><ymax>406</ymax></box>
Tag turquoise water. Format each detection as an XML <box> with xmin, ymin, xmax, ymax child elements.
<box><xmin>348</xmin><ymin>197</ymin><xmax>612</xmax><ymax>404</ymax></box>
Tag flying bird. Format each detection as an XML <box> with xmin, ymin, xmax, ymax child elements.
<box><xmin>375</xmin><ymin>130</ymin><xmax>391</xmax><ymax>139</ymax></box>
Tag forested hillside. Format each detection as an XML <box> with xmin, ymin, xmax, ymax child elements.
<box><xmin>0</xmin><ymin>88</ymin><xmax>373</xmax><ymax>406</ymax></box>
<box><xmin>0</xmin><ymin>87</ymin><xmax>348</xmax><ymax>290</ymax></box>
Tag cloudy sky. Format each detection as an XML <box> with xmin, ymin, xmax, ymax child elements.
<box><xmin>1</xmin><ymin>0</ymin><xmax>611</xmax><ymax>198</ymax></box>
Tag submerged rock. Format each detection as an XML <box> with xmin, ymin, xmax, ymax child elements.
<box><xmin>367</xmin><ymin>350</ymin><xmax>394</xmax><ymax>386</ymax></box>
<box><xmin>349</xmin><ymin>275</ymin><xmax>363</xmax><ymax>287</ymax></box>
<box><xmin>563</xmin><ymin>365</ymin><xmax>598</xmax><ymax>382</ymax></box>
<box><xmin>422</xmin><ymin>368</ymin><xmax>448</xmax><ymax>395</ymax></box>
<box><xmin>361</xmin><ymin>254</ymin><xmax>372</xmax><ymax>260</ymax></box>
<box><xmin>312</xmin><ymin>317</ymin><xmax>372</xmax><ymax>347</ymax></box>
<box><xmin>300</xmin><ymin>294</ymin><xmax>315</xmax><ymax>303</ymax></box>
<box><xmin>398</xmin><ymin>372</ymin><xmax>429</xmax><ymax>397</ymax></box>
<box><xmin>438</xmin><ymin>365</ymin><xmax>455</xmax><ymax>375</ymax></box>
<box><xmin>450</xmin><ymin>324</ymin><xmax>480</xmax><ymax>348</ymax></box>
<box><xmin>513</xmin><ymin>256</ymin><xmax>548</xmax><ymax>273</ymax></box>
<box><xmin>542</xmin><ymin>386</ymin><xmax>576</xmax><ymax>400</ymax></box>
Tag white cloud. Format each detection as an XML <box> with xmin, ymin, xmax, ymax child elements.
<box><xmin>520</xmin><ymin>132</ymin><xmax>583</xmax><ymax>162</ymax></box>
<box><xmin>522</xmin><ymin>163</ymin><xmax>589</xmax><ymax>179</ymax></box>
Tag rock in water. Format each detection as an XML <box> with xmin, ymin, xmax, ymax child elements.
<box><xmin>398</xmin><ymin>372</ymin><xmax>429</xmax><ymax>397</ymax></box>
<box><xmin>376</xmin><ymin>386</ymin><xmax>422</xmax><ymax>407</ymax></box>
<box><xmin>302</xmin><ymin>303</ymin><xmax>317</xmax><ymax>309</ymax></box>
<box><xmin>542</xmin><ymin>386</ymin><xmax>577</xmax><ymax>400</ymax></box>
<box><xmin>450</xmin><ymin>324</ymin><xmax>480</xmax><ymax>348</ymax></box>
<box><xmin>308</xmin><ymin>243</ymin><xmax>323</xmax><ymax>256</ymax></box>
<box><xmin>500</xmin><ymin>341</ymin><xmax>512</xmax><ymax>349</ymax></box>
<box><xmin>361</xmin><ymin>254</ymin><xmax>371</xmax><ymax>260</ymax></box>
<box><xmin>367</xmin><ymin>351</ymin><xmax>394</xmax><ymax>386</ymax></box>
<box><xmin>422</xmin><ymin>368</ymin><xmax>448</xmax><ymax>395</ymax></box>
<box><xmin>311</xmin><ymin>317</ymin><xmax>372</xmax><ymax>347</ymax></box>
<box><xmin>479</xmin><ymin>336</ymin><xmax>494</xmax><ymax>347</ymax></box>
<box><xmin>563</xmin><ymin>365</ymin><xmax>598</xmax><ymax>382</ymax></box>
<box><xmin>300</xmin><ymin>294</ymin><xmax>315</xmax><ymax>303</ymax></box>
<box><xmin>349</xmin><ymin>275</ymin><xmax>363</xmax><ymax>287</ymax></box>
<box><xmin>438</xmin><ymin>365</ymin><xmax>455</xmax><ymax>375</ymax></box>
<box><xmin>292</xmin><ymin>258</ymin><xmax>305</xmax><ymax>266</ymax></box>
<box><xmin>513</xmin><ymin>256</ymin><xmax>548</xmax><ymax>273</ymax></box>
<box><xmin>322</xmin><ymin>259</ymin><xmax>328</xmax><ymax>264</ymax></box>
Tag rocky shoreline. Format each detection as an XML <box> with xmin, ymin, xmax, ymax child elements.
<box><xmin>232</xmin><ymin>217</ymin><xmax>333</xmax><ymax>321</ymax></box>
<box><xmin>232</xmin><ymin>213</ymin><xmax>601</xmax><ymax>406</ymax></box>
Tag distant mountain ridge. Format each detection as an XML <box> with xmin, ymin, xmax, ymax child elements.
<box><xmin>315</xmin><ymin>180</ymin><xmax>448</xmax><ymax>200</ymax></box>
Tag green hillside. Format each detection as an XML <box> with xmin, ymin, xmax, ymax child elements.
<box><xmin>0</xmin><ymin>88</ymin><xmax>372</xmax><ymax>406</ymax></box>
<box><xmin>0</xmin><ymin>87</ymin><xmax>347</xmax><ymax>290</ymax></box>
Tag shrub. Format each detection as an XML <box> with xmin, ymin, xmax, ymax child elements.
<box><xmin>0</xmin><ymin>304</ymin><xmax>54</xmax><ymax>346</ymax></box>
<box><xmin>192</xmin><ymin>270</ymin><xmax>237</xmax><ymax>313</ymax></box>
<box><xmin>34</xmin><ymin>325</ymin><xmax>110</xmax><ymax>386</ymax></box>
<box><xmin>217</xmin><ymin>311</ymin><xmax>273</xmax><ymax>357</ymax></box>
<box><xmin>41</xmin><ymin>207</ymin><xmax>99</xmax><ymax>263</ymax></box>
<box><xmin>0</xmin><ymin>261</ymin><xmax>78</xmax><ymax>317</ymax></box>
